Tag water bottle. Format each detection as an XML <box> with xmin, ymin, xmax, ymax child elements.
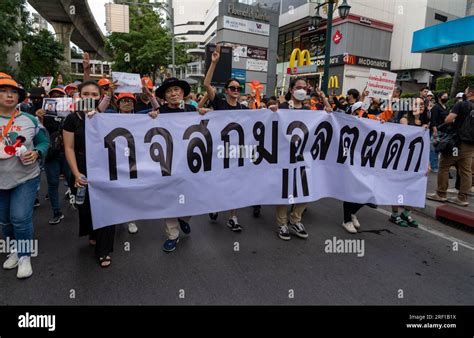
<box><xmin>75</xmin><ymin>176</ymin><xmax>87</xmax><ymax>205</ymax></box>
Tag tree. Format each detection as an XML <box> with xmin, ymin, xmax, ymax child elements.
<box><xmin>0</xmin><ymin>0</ymin><xmax>28</xmax><ymax>72</ymax></box>
<box><xmin>17</xmin><ymin>29</ymin><xmax>64</xmax><ymax>89</ymax></box>
<box><xmin>105</xmin><ymin>4</ymin><xmax>190</xmax><ymax>81</ymax></box>
<box><xmin>71</xmin><ymin>46</ymin><xmax>84</xmax><ymax>59</ymax></box>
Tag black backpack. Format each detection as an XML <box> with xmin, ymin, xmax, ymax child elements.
<box><xmin>457</xmin><ymin>101</ymin><xmax>474</xmax><ymax>143</ymax></box>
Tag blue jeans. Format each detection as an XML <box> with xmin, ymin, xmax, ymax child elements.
<box><xmin>0</xmin><ymin>176</ymin><xmax>40</xmax><ymax>257</ymax></box>
<box><xmin>45</xmin><ymin>152</ymin><xmax>71</xmax><ymax>216</ymax></box>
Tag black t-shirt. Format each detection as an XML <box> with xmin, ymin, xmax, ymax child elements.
<box><xmin>452</xmin><ymin>100</ymin><xmax>474</xmax><ymax>131</ymax></box>
<box><xmin>279</xmin><ymin>102</ymin><xmax>311</xmax><ymax>110</ymax></box>
<box><xmin>159</xmin><ymin>104</ymin><xmax>197</xmax><ymax>114</ymax></box>
<box><xmin>43</xmin><ymin>115</ymin><xmax>66</xmax><ymax>136</ymax></box>
<box><xmin>211</xmin><ymin>95</ymin><xmax>248</xmax><ymax>110</ymax></box>
<box><xmin>63</xmin><ymin>112</ymin><xmax>86</xmax><ymax>155</ymax></box>
<box><xmin>134</xmin><ymin>97</ymin><xmax>152</xmax><ymax>112</ymax></box>
<box><xmin>430</xmin><ymin>103</ymin><xmax>449</xmax><ymax>131</ymax></box>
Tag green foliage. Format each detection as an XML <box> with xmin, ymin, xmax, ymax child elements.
<box><xmin>435</xmin><ymin>74</ymin><xmax>474</xmax><ymax>94</ymax></box>
<box><xmin>105</xmin><ymin>4</ymin><xmax>191</xmax><ymax>80</ymax></box>
<box><xmin>17</xmin><ymin>29</ymin><xmax>64</xmax><ymax>90</ymax></box>
<box><xmin>0</xmin><ymin>0</ymin><xmax>29</xmax><ymax>72</ymax></box>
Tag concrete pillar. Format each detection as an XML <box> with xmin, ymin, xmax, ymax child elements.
<box><xmin>51</xmin><ymin>22</ymin><xmax>74</xmax><ymax>76</ymax></box>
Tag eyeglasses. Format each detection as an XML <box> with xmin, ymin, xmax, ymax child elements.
<box><xmin>120</xmin><ymin>99</ymin><xmax>133</xmax><ymax>104</ymax></box>
<box><xmin>227</xmin><ymin>86</ymin><xmax>242</xmax><ymax>92</ymax></box>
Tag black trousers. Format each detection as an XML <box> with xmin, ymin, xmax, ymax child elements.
<box><xmin>343</xmin><ymin>202</ymin><xmax>365</xmax><ymax>223</ymax></box>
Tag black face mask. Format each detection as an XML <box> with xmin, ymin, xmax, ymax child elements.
<box><xmin>440</xmin><ymin>98</ymin><xmax>448</xmax><ymax>104</ymax></box>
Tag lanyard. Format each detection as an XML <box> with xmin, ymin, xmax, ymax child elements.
<box><xmin>0</xmin><ymin>110</ymin><xmax>19</xmax><ymax>143</ymax></box>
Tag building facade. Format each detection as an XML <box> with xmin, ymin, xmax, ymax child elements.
<box><xmin>173</xmin><ymin>0</ymin><xmax>279</xmax><ymax>96</ymax></box>
<box><xmin>273</xmin><ymin>0</ymin><xmax>474</xmax><ymax>96</ymax></box>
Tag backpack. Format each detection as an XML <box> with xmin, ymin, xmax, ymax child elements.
<box><xmin>46</xmin><ymin>130</ymin><xmax>63</xmax><ymax>161</ymax></box>
<box><xmin>457</xmin><ymin>101</ymin><xmax>474</xmax><ymax>143</ymax></box>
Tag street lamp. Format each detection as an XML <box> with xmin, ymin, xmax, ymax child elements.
<box><xmin>309</xmin><ymin>0</ymin><xmax>351</xmax><ymax>95</ymax></box>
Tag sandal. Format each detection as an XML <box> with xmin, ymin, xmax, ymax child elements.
<box><xmin>99</xmin><ymin>255</ymin><xmax>112</xmax><ymax>268</ymax></box>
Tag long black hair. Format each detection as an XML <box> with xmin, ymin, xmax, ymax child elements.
<box><xmin>285</xmin><ymin>77</ymin><xmax>307</xmax><ymax>101</ymax></box>
<box><xmin>405</xmin><ymin>97</ymin><xmax>429</xmax><ymax>125</ymax></box>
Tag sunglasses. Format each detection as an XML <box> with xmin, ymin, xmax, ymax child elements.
<box><xmin>120</xmin><ymin>99</ymin><xmax>134</xmax><ymax>104</ymax></box>
<box><xmin>227</xmin><ymin>86</ymin><xmax>242</xmax><ymax>92</ymax></box>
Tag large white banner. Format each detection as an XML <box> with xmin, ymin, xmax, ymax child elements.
<box><xmin>86</xmin><ymin>110</ymin><xmax>429</xmax><ymax>229</ymax></box>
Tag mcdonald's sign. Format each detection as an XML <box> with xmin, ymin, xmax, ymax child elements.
<box><xmin>343</xmin><ymin>53</ymin><xmax>357</xmax><ymax>65</ymax></box>
<box><xmin>287</xmin><ymin>48</ymin><xmax>316</xmax><ymax>74</ymax></box>
<box><xmin>328</xmin><ymin>75</ymin><xmax>339</xmax><ymax>89</ymax></box>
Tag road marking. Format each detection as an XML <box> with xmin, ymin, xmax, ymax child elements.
<box><xmin>374</xmin><ymin>208</ymin><xmax>474</xmax><ymax>251</ymax></box>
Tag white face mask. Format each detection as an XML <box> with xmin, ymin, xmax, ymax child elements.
<box><xmin>240</xmin><ymin>101</ymin><xmax>248</xmax><ymax>107</ymax></box>
<box><xmin>293</xmin><ymin>89</ymin><xmax>307</xmax><ymax>101</ymax></box>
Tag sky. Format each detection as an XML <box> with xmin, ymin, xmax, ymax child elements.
<box><xmin>27</xmin><ymin>0</ymin><xmax>110</xmax><ymax>35</ymax></box>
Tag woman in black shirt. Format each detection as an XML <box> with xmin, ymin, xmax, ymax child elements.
<box><xmin>63</xmin><ymin>80</ymin><xmax>116</xmax><ymax>268</ymax></box>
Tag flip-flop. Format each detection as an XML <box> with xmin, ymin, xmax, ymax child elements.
<box><xmin>99</xmin><ymin>256</ymin><xmax>111</xmax><ymax>268</ymax></box>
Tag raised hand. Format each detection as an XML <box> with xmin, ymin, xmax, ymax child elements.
<box><xmin>212</xmin><ymin>45</ymin><xmax>221</xmax><ymax>64</ymax></box>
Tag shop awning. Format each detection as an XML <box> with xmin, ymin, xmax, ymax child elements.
<box><xmin>411</xmin><ymin>15</ymin><xmax>474</xmax><ymax>55</ymax></box>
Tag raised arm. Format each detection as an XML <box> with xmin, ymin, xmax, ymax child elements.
<box><xmin>203</xmin><ymin>45</ymin><xmax>220</xmax><ymax>102</ymax></box>
<box><xmin>83</xmin><ymin>52</ymin><xmax>91</xmax><ymax>81</ymax></box>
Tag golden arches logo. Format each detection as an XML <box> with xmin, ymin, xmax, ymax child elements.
<box><xmin>289</xmin><ymin>48</ymin><xmax>312</xmax><ymax>67</ymax></box>
<box><xmin>328</xmin><ymin>76</ymin><xmax>339</xmax><ymax>89</ymax></box>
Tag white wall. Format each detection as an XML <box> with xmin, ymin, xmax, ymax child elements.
<box><xmin>346</xmin><ymin>0</ymin><xmax>397</xmax><ymax>24</ymax></box>
<box><xmin>343</xmin><ymin>64</ymin><xmax>371</xmax><ymax>94</ymax></box>
<box><xmin>390</xmin><ymin>0</ymin><xmax>428</xmax><ymax>71</ymax></box>
<box><xmin>427</xmin><ymin>0</ymin><xmax>468</xmax><ymax>16</ymax></box>
<box><xmin>173</xmin><ymin>0</ymin><xmax>216</xmax><ymax>43</ymax></box>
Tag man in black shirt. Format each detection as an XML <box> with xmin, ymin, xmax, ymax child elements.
<box><xmin>151</xmin><ymin>77</ymin><xmax>194</xmax><ymax>252</ymax></box>
<box><xmin>333</xmin><ymin>88</ymin><xmax>360</xmax><ymax>114</ymax></box>
<box><xmin>427</xmin><ymin>86</ymin><xmax>474</xmax><ymax>206</ymax></box>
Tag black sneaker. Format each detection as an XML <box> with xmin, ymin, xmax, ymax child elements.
<box><xmin>209</xmin><ymin>213</ymin><xmax>218</xmax><ymax>221</ymax></box>
<box><xmin>227</xmin><ymin>217</ymin><xmax>242</xmax><ymax>232</ymax></box>
<box><xmin>278</xmin><ymin>225</ymin><xmax>291</xmax><ymax>240</ymax></box>
<box><xmin>49</xmin><ymin>212</ymin><xmax>64</xmax><ymax>225</ymax></box>
<box><xmin>45</xmin><ymin>194</ymin><xmax>49</xmax><ymax>200</ymax></box>
<box><xmin>252</xmin><ymin>205</ymin><xmax>261</xmax><ymax>218</ymax></box>
<box><xmin>289</xmin><ymin>221</ymin><xmax>308</xmax><ymax>239</ymax></box>
<box><xmin>178</xmin><ymin>218</ymin><xmax>191</xmax><ymax>234</ymax></box>
<box><xmin>34</xmin><ymin>198</ymin><xmax>40</xmax><ymax>208</ymax></box>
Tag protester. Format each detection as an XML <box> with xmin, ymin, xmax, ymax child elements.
<box><xmin>63</xmin><ymin>80</ymin><xmax>116</xmax><ymax>267</ymax></box>
<box><xmin>148</xmin><ymin>77</ymin><xmax>194</xmax><ymax>252</ymax></box>
<box><xmin>0</xmin><ymin>76</ymin><xmax>49</xmax><ymax>278</ymax></box>
<box><xmin>134</xmin><ymin>76</ymin><xmax>154</xmax><ymax>113</ymax></box>
<box><xmin>202</xmin><ymin>44</ymin><xmax>254</xmax><ymax>232</ymax></box>
<box><xmin>389</xmin><ymin>97</ymin><xmax>429</xmax><ymax>227</ymax></box>
<box><xmin>267</xmin><ymin>77</ymin><xmax>313</xmax><ymax>240</ymax></box>
<box><xmin>427</xmin><ymin>86</ymin><xmax>474</xmax><ymax>207</ymax></box>
<box><xmin>333</xmin><ymin>88</ymin><xmax>360</xmax><ymax>114</ymax></box>
<box><xmin>35</xmin><ymin>87</ymin><xmax>72</xmax><ymax>225</ymax></box>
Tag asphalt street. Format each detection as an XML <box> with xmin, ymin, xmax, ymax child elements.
<box><xmin>1</xmin><ymin>176</ymin><xmax>473</xmax><ymax>305</ymax></box>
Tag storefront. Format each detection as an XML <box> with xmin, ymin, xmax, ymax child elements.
<box><xmin>277</xmin><ymin>13</ymin><xmax>394</xmax><ymax>97</ymax></box>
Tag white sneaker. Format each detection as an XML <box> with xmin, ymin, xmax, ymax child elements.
<box><xmin>447</xmin><ymin>188</ymin><xmax>458</xmax><ymax>194</ymax></box>
<box><xmin>3</xmin><ymin>251</ymin><xmax>19</xmax><ymax>270</ymax></box>
<box><xmin>351</xmin><ymin>214</ymin><xmax>360</xmax><ymax>229</ymax></box>
<box><xmin>17</xmin><ymin>256</ymin><xmax>33</xmax><ymax>279</ymax></box>
<box><xmin>342</xmin><ymin>221</ymin><xmax>357</xmax><ymax>234</ymax></box>
<box><xmin>127</xmin><ymin>222</ymin><xmax>138</xmax><ymax>234</ymax></box>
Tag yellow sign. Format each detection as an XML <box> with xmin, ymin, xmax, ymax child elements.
<box><xmin>328</xmin><ymin>75</ymin><xmax>339</xmax><ymax>89</ymax></box>
<box><xmin>289</xmin><ymin>48</ymin><xmax>312</xmax><ymax>67</ymax></box>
